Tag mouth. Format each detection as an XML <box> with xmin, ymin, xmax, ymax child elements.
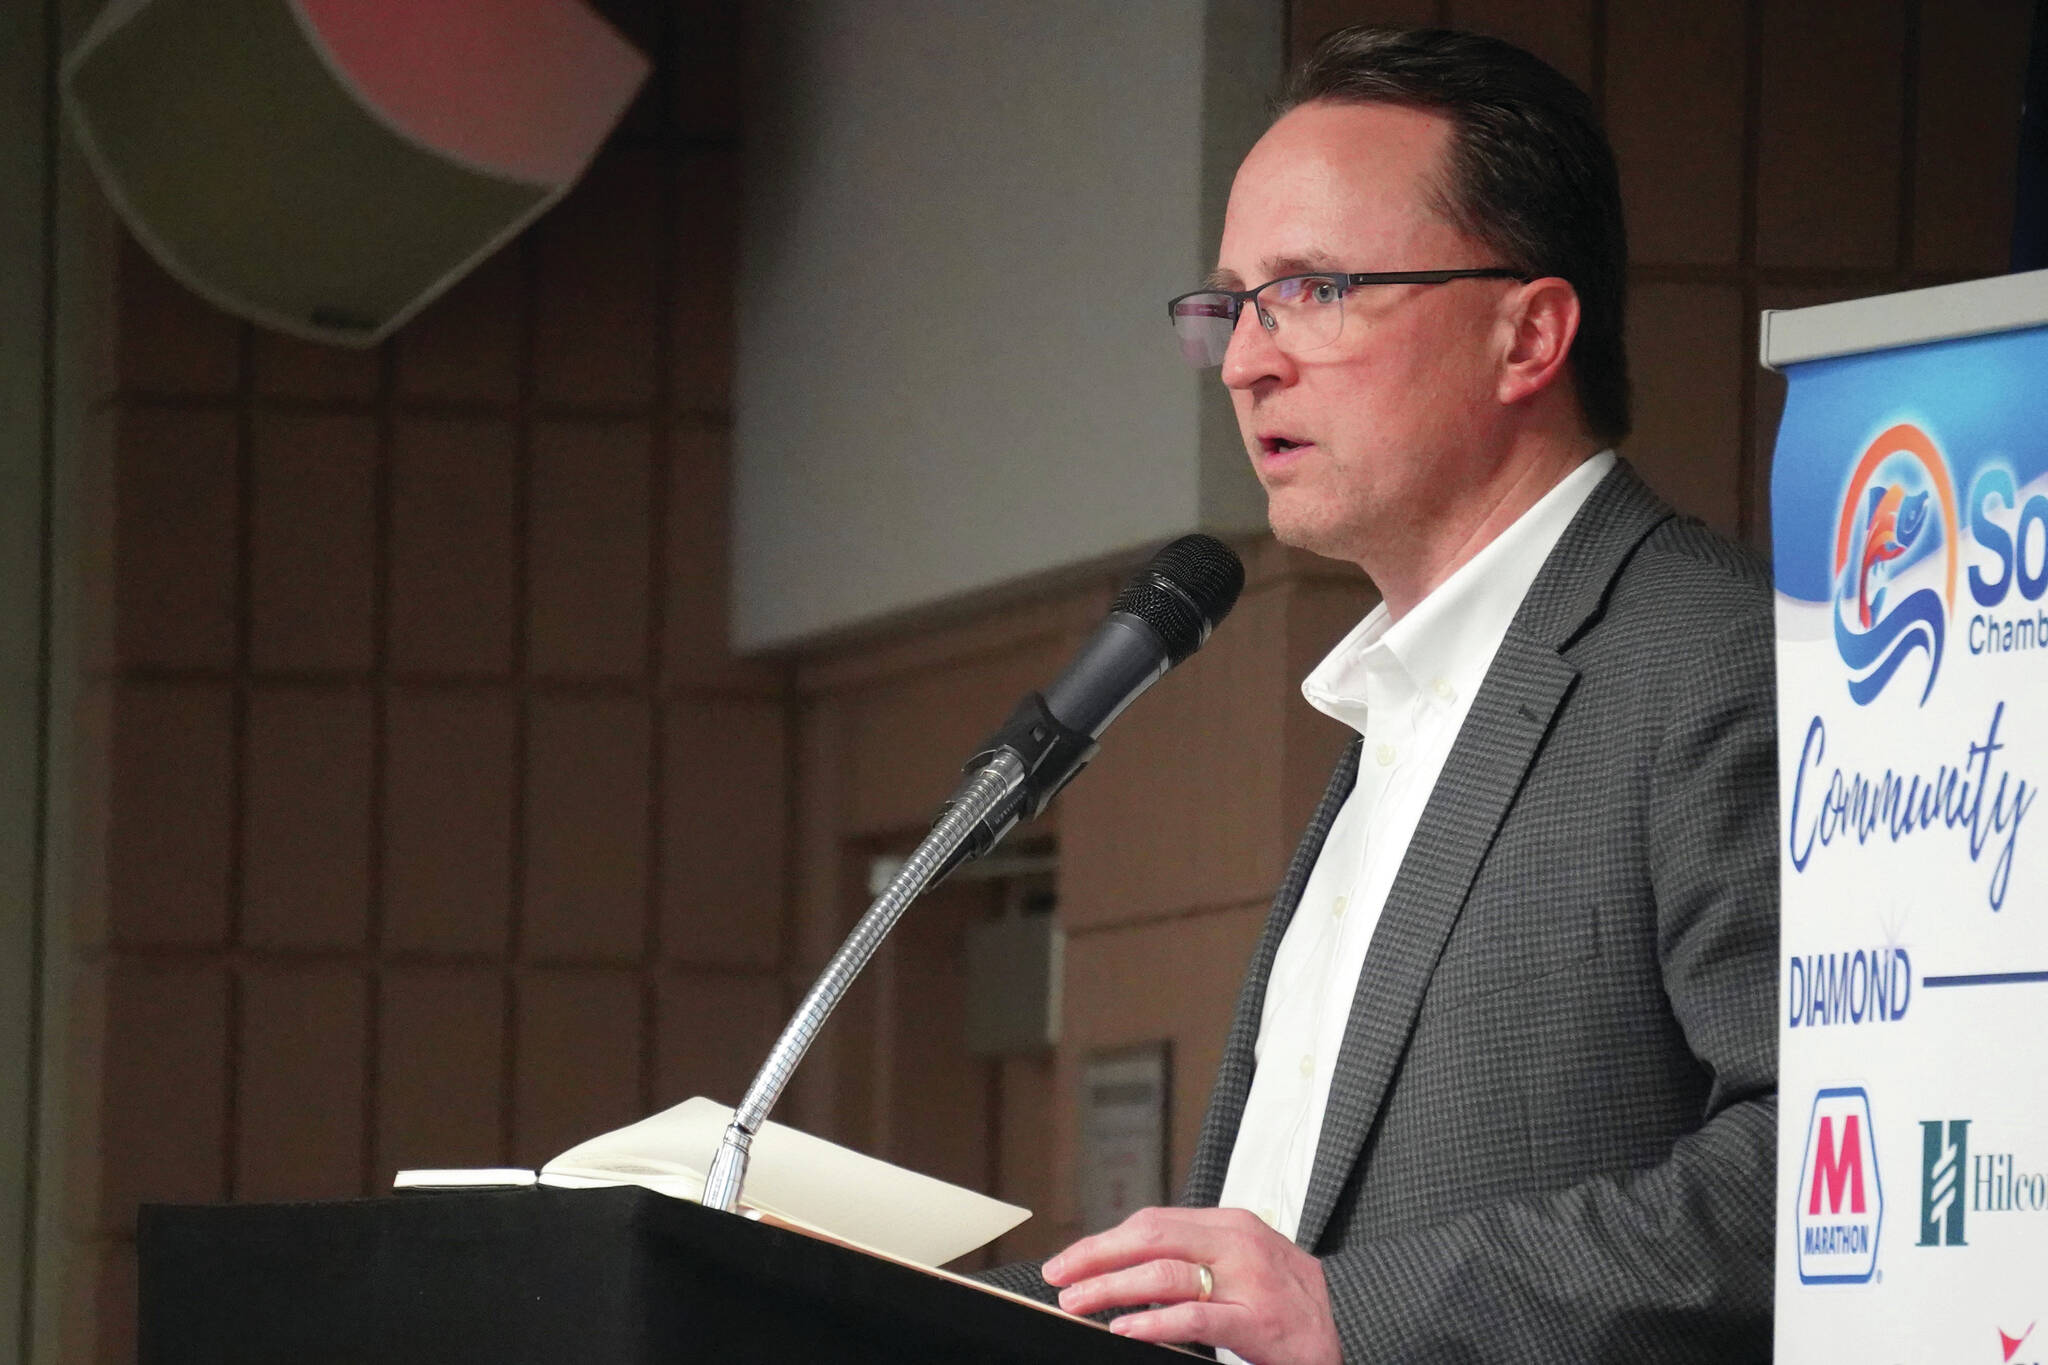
<box><xmin>1257</xmin><ymin>434</ymin><xmax>1314</xmax><ymax>462</ymax></box>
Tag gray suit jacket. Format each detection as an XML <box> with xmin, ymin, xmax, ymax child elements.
<box><xmin>989</xmin><ymin>462</ymin><xmax>1778</xmax><ymax>1362</ymax></box>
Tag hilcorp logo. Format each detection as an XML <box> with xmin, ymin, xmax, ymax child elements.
<box><xmin>1919</xmin><ymin>1118</ymin><xmax>1970</xmax><ymax>1247</ymax></box>
<box><xmin>1796</xmin><ymin>1086</ymin><xmax>1883</xmax><ymax>1284</ymax></box>
<box><xmin>1832</xmin><ymin>423</ymin><xmax>1959</xmax><ymax>706</ymax></box>
<box><xmin>1919</xmin><ymin>1117</ymin><xmax>2048</xmax><ymax>1249</ymax></box>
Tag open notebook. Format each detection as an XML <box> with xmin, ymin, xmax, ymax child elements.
<box><xmin>395</xmin><ymin>1096</ymin><xmax>1028</xmax><ymax>1270</ymax></box>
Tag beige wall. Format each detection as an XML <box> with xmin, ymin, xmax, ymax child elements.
<box><xmin>45</xmin><ymin>1</ymin><xmax>2035</xmax><ymax>1361</ymax></box>
<box><xmin>3</xmin><ymin>4</ymin><xmax>111</xmax><ymax>1361</ymax></box>
<box><xmin>730</xmin><ymin>0</ymin><xmax>1280</xmax><ymax>651</ymax></box>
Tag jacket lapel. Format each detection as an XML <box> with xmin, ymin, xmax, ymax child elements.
<box><xmin>1291</xmin><ymin>462</ymin><xmax>1674</xmax><ymax>1248</ymax></box>
<box><xmin>1181</xmin><ymin>739</ymin><xmax>1361</xmax><ymax>1208</ymax></box>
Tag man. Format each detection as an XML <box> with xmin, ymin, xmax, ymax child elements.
<box><xmin>980</xmin><ymin>25</ymin><xmax>1776</xmax><ymax>1364</ymax></box>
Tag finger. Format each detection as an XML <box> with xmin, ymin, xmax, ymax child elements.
<box><xmin>1042</xmin><ymin>1208</ymin><xmax>1227</xmax><ymax>1285</ymax></box>
<box><xmin>1108</xmin><ymin>1300</ymin><xmax>1234</xmax><ymax>1346</ymax></box>
<box><xmin>1054</xmin><ymin>1258</ymin><xmax>1209</xmax><ymax>1317</ymax></box>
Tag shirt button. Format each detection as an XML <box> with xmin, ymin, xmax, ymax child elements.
<box><xmin>1298</xmin><ymin>1053</ymin><xmax>1314</xmax><ymax>1078</ymax></box>
<box><xmin>1431</xmin><ymin>678</ymin><xmax>1455</xmax><ymax>702</ymax></box>
<box><xmin>1375</xmin><ymin>743</ymin><xmax>1396</xmax><ymax>766</ymax></box>
<box><xmin>1332</xmin><ymin>894</ymin><xmax>1348</xmax><ymax>919</ymax></box>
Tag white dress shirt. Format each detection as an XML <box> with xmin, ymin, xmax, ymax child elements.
<box><xmin>1216</xmin><ymin>451</ymin><xmax>1616</xmax><ymax>1265</ymax></box>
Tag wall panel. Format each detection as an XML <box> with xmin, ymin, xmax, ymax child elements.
<box><xmin>76</xmin><ymin>15</ymin><xmax>785</xmax><ymax>1358</ymax></box>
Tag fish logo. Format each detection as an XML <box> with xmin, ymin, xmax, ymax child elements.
<box><xmin>1855</xmin><ymin>485</ymin><xmax>1929</xmax><ymax>628</ymax></box>
<box><xmin>1831</xmin><ymin>424</ymin><xmax>1959</xmax><ymax>705</ymax></box>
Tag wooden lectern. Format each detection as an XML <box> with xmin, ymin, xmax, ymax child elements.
<box><xmin>139</xmin><ymin>1185</ymin><xmax>1183</xmax><ymax>1363</ymax></box>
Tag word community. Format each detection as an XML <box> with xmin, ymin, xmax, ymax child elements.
<box><xmin>1787</xmin><ymin>702</ymin><xmax>2035</xmax><ymax>910</ymax></box>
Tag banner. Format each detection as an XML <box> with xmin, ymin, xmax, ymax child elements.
<box><xmin>1772</xmin><ymin>293</ymin><xmax>2048</xmax><ymax>1362</ymax></box>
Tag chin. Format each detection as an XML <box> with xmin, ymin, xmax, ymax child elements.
<box><xmin>1265</xmin><ymin>503</ymin><xmax>1365</xmax><ymax>565</ymax></box>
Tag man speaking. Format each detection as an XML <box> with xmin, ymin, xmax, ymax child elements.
<box><xmin>982</xmin><ymin>25</ymin><xmax>1776</xmax><ymax>1364</ymax></box>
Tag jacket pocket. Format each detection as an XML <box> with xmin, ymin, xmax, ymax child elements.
<box><xmin>1411</xmin><ymin>896</ymin><xmax>1597</xmax><ymax>1015</ymax></box>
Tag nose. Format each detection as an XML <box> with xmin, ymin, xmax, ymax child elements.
<box><xmin>1219</xmin><ymin>303</ymin><xmax>1293</xmax><ymax>392</ymax></box>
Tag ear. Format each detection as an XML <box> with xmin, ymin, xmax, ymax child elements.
<box><xmin>1494</xmin><ymin>277</ymin><xmax>1581</xmax><ymax>408</ymax></box>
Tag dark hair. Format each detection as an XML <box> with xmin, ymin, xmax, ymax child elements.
<box><xmin>1282</xmin><ymin>27</ymin><xmax>1630</xmax><ymax>444</ymax></box>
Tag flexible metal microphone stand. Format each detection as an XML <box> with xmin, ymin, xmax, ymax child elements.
<box><xmin>700</xmin><ymin>533</ymin><xmax>1243</xmax><ymax>1216</ymax></box>
<box><xmin>699</xmin><ymin>749</ymin><xmax>1028</xmax><ymax>1215</ymax></box>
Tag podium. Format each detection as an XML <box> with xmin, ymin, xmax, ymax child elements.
<box><xmin>138</xmin><ymin>1186</ymin><xmax>1178</xmax><ymax>1363</ymax></box>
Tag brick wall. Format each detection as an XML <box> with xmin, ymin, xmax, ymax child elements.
<box><xmin>70</xmin><ymin>5</ymin><xmax>785</xmax><ymax>1360</ymax></box>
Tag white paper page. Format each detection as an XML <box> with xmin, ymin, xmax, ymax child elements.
<box><xmin>540</xmin><ymin>1096</ymin><xmax>1029</xmax><ymax>1268</ymax></box>
<box><xmin>392</xmin><ymin>1168</ymin><xmax>538</xmax><ymax>1190</ymax></box>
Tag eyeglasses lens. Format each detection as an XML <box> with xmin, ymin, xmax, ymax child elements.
<box><xmin>1260</xmin><ymin>277</ymin><xmax>1344</xmax><ymax>352</ymax></box>
<box><xmin>1171</xmin><ymin>295</ymin><xmax>1234</xmax><ymax>368</ymax></box>
<box><xmin>1169</xmin><ymin>278</ymin><xmax>1345</xmax><ymax>369</ymax></box>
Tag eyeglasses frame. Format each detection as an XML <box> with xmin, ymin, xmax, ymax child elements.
<box><xmin>1166</xmin><ymin>267</ymin><xmax>1532</xmax><ymax>341</ymax></box>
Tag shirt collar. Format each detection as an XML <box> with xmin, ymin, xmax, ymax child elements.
<box><xmin>1302</xmin><ymin>450</ymin><xmax>1617</xmax><ymax>738</ymax></box>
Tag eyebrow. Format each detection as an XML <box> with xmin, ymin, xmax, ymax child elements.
<box><xmin>1204</xmin><ymin>254</ymin><xmax>1346</xmax><ymax>290</ymax></box>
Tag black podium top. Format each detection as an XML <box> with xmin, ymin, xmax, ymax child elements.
<box><xmin>140</xmin><ymin>1185</ymin><xmax>1188</xmax><ymax>1363</ymax></box>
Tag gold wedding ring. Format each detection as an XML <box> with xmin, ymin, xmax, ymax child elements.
<box><xmin>1194</xmin><ymin>1262</ymin><xmax>1215</xmax><ymax>1303</ymax></box>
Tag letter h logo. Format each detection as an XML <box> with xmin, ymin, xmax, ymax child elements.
<box><xmin>1918</xmin><ymin>1118</ymin><xmax>1969</xmax><ymax>1247</ymax></box>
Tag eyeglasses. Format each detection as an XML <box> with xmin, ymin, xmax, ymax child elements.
<box><xmin>1166</xmin><ymin>268</ymin><xmax>1529</xmax><ymax>368</ymax></box>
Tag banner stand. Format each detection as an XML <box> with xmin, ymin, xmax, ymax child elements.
<box><xmin>1767</xmin><ymin>270</ymin><xmax>2048</xmax><ymax>1362</ymax></box>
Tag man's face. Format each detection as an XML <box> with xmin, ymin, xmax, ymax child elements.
<box><xmin>1215</xmin><ymin>101</ymin><xmax>1515</xmax><ymax>567</ymax></box>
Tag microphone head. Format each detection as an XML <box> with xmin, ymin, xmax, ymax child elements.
<box><xmin>1110</xmin><ymin>533</ymin><xmax>1245</xmax><ymax>665</ymax></box>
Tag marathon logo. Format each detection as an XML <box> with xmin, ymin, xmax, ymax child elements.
<box><xmin>1796</xmin><ymin>1087</ymin><xmax>1884</xmax><ymax>1284</ymax></box>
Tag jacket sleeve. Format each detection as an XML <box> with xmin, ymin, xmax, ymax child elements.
<box><xmin>1321</xmin><ymin>606</ymin><xmax>1779</xmax><ymax>1364</ymax></box>
<box><xmin>971</xmin><ymin>1257</ymin><xmax>1059</xmax><ymax>1305</ymax></box>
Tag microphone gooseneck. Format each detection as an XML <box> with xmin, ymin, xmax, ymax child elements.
<box><xmin>700</xmin><ymin>533</ymin><xmax>1244</xmax><ymax>1214</ymax></box>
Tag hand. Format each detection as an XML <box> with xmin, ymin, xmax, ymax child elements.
<box><xmin>1041</xmin><ymin>1206</ymin><xmax>1340</xmax><ymax>1365</ymax></box>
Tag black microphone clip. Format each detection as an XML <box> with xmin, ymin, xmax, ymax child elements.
<box><xmin>974</xmin><ymin>691</ymin><xmax>1098</xmax><ymax>816</ymax></box>
<box><xmin>931</xmin><ymin>693</ymin><xmax>1097</xmax><ymax>881</ymax></box>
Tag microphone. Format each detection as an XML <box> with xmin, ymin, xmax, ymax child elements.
<box><xmin>698</xmin><ymin>533</ymin><xmax>1243</xmax><ymax>1215</ymax></box>
<box><xmin>948</xmin><ymin>533</ymin><xmax>1246</xmax><ymax>863</ymax></box>
<box><xmin>1053</xmin><ymin>531</ymin><xmax>1248</xmax><ymax>733</ymax></box>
